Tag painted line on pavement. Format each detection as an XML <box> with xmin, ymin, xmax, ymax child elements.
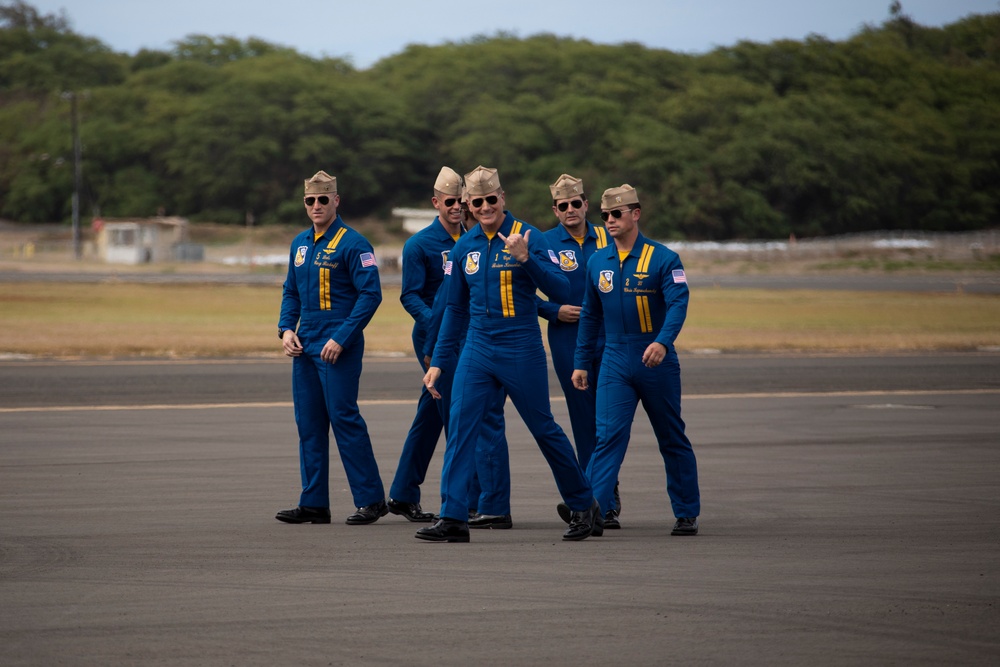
<box><xmin>1</xmin><ymin>388</ymin><xmax>996</xmax><ymax>414</ymax></box>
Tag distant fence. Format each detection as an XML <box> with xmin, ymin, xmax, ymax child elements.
<box><xmin>667</xmin><ymin>230</ymin><xmax>999</xmax><ymax>263</ymax></box>
<box><xmin>4</xmin><ymin>228</ymin><xmax>996</xmax><ymax>268</ymax></box>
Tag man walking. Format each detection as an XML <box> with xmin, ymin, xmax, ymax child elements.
<box><xmin>417</xmin><ymin>166</ymin><xmax>601</xmax><ymax>543</ymax></box>
<box><xmin>388</xmin><ymin>167</ymin><xmax>509</xmax><ymax>526</ymax></box>
<box><xmin>571</xmin><ymin>184</ymin><xmax>701</xmax><ymax>536</ymax></box>
<box><xmin>538</xmin><ymin>174</ymin><xmax>623</xmax><ymax>528</ymax></box>
<box><xmin>275</xmin><ymin>170</ymin><xmax>387</xmax><ymax>526</ymax></box>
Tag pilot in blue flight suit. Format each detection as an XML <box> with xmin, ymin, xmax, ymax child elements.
<box><xmin>275</xmin><ymin>170</ymin><xmax>387</xmax><ymax>526</ymax></box>
<box><xmin>387</xmin><ymin>167</ymin><xmax>466</xmax><ymax>523</ymax></box>
<box><xmin>416</xmin><ymin>165</ymin><xmax>601</xmax><ymax>543</ymax></box>
<box><xmin>388</xmin><ymin>167</ymin><xmax>510</xmax><ymax>527</ymax></box>
<box><xmin>536</xmin><ymin>174</ymin><xmax>626</xmax><ymax>529</ymax></box>
<box><xmin>572</xmin><ymin>184</ymin><xmax>701</xmax><ymax>537</ymax></box>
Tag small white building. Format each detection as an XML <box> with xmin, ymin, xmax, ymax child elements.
<box><xmin>392</xmin><ymin>207</ymin><xmax>438</xmax><ymax>234</ymax></box>
<box><xmin>97</xmin><ymin>217</ymin><xmax>198</xmax><ymax>264</ymax></box>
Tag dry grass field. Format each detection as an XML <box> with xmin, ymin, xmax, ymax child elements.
<box><xmin>2</xmin><ymin>222</ymin><xmax>998</xmax><ymax>358</ymax></box>
<box><xmin>1</xmin><ymin>282</ymin><xmax>998</xmax><ymax>359</ymax></box>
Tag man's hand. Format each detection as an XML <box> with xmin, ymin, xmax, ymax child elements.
<box><xmin>557</xmin><ymin>304</ymin><xmax>581</xmax><ymax>323</ymax></box>
<box><xmin>281</xmin><ymin>330</ymin><xmax>303</xmax><ymax>357</ymax></box>
<box><xmin>497</xmin><ymin>228</ymin><xmax>530</xmax><ymax>263</ymax></box>
<box><xmin>642</xmin><ymin>342</ymin><xmax>667</xmax><ymax>368</ymax></box>
<box><xmin>423</xmin><ymin>366</ymin><xmax>443</xmax><ymax>399</ymax></box>
<box><xmin>571</xmin><ymin>369</ymin><xmax>589</xmax><ymax>391</ymax></box>
<box><xmin>320</xmin><ymin>338</ymin><xmax>343</xmax><ymax>364</ymax></box>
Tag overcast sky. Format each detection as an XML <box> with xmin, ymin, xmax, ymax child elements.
<box><xmin>30</xmin><ymin>0</ymin><xmax>1000</xmax><ymax>69</ymax></box>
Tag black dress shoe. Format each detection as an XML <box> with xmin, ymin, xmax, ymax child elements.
<box><xmin>345</xmin><ymin>499</ymin><xmax>389</xmax><ymax>525</ymax></box>
<box><xmin>604</xmin><ymin>509</ymin><xmax>621</xmax><ymax>529</ymax></box>
<box><xmin>559</xmin><ymin>502</ymin><xmax>605</xmax><ymax>535</ymax></box>
<box><xmin>468</xmin><ymin>513</ymin><xmax>513</xmax><ymax>529</ymax></box>
<box><xmin>275</xmin><ymin>506</ymin><xmax>331</xmax><ymax>524</ymax></box>
<box><xmin>671</xmin><ymin>517</ymin><xmax>699</xmax><ymax>536</ymax></box>
<box><xmin>387</xmin><ymin>498</ymin><xmax>434</xmax><ymax>523</ymax></box>
<box><xmin>563</xmin><ymin>500</ymin><xmax>603</xmax><ymax>541</ymax></box>
<box><xmin>556</xmin><ymin>502</ymin><xmax>571</xmax><ymax>524</ymax></box>
<box><xmin>415</xmin><ymin>518</ymin><xmax>470</xmax><ymax>542</ymax></box>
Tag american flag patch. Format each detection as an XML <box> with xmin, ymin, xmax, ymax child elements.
<box><xmin>672</xmin><ymin>269</ymin><xmax>687</xmax><ymax>284</ymax></box>
<box><xmin>548</xmin><ymin>249</ymin><xmax>559</xmax><ymax>264</ymax></box>
<box><xmin>360</xmin><ymin>252</ymin><xmax>377</xmax><ymax>267</ymax></box>
<box><xmin>444</xmin><ymin>260</ymin><xmax>452</xmax><ymax>275</ymax></box>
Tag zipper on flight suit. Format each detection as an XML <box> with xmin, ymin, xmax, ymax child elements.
<box><xmin>617</xmin><ymin>253</ymin><xmax>629</xmax><ymax>333</ymax></box>
<box><xmin>484</xmin><ymin>236</ymin><xmax>494</xmax><ymax>318</ymax></box>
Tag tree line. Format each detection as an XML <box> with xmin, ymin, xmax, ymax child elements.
<box><xmin>1</xmin><ymin>0</ymin><xmax>998</xmax><ymax>239</ymax></box>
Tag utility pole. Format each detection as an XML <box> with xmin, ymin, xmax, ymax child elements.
<box><xmin>62</xmin><ymin>90</ymin><xmax>84</xmax><ymax>259</ymax></box>
<box><xmin>71</xmin><ymin>92</ymin><xmax>82</xmax><ymax>259</ymax></box>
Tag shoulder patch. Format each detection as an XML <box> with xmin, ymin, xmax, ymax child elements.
<box><xmin>599</xmin><ymin>270</ymin><xmax>614</xmax><ymax>293</ymax></box>
<box><xmin>294</xmin><ymin>246</ymin><xmax>308</xmax><ymax>267</ymax></box>
<box><xmin>465</xmin><ymin>252</ymin><xmax>481</xmax><ymax>275</ymax></box>
<box><xmin>558</xmin><ymin>249</ymin><xmax>578</xmax><ymax>271</ymax></box>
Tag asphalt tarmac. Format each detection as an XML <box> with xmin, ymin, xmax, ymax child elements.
<box><xmin>1</xmin><ymin>353</ymin><xmax>998</xmax><ymax>665</ymax></box>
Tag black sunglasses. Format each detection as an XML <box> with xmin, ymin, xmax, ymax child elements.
<box><xmin>443</xmin><ymin>197</ymin><xmax>460</xmax><ymax>207</ymax></box>
<box><xmin>557</xmin><ymin>199</ymin><xmax>584</xmax><ymax>212</ymax></box>
<box><xmin>304</xmin><ymin>195</ymin><xmax>330</xmax><ymax>207</ymax></box>
<box><xmin>600</xmin><ymin>209</ymin><xmax>627</xmax><ymax>221</ymax></box>
<box><xmin>470</xmin><ymin>195</ymin><xmax>499</xmax><ymax>208</ymax></box>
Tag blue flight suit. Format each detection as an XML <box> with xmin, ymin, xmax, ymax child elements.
<box><xmin>537</xmin><ymin>221</ymin><xmax>608</xmax><ymax>471</ymax></box>
<box><xmin>278</xmin><ymin>217</ymin><xmax>385</xmax><ymax>510</ymax></box>
<box><xmin>433</xmin><ymin>211</ymin><xmax>594</xmax><ymax>522</ymax></box>
<box><xmin>422</xmin><ymin>265</ymin><xmax>511</xmax><ymax>516</ymax></box>
<box><xmin>391</xmin><ymin>218</ymin><xmax>508</xmax><ymax>513</ymax></box>
<box><xmin>575</xmin><ymin>231</ymin><xmax>700</xmax><ymax>519</ymax></box>
<box><xmin>390</xmin><ymin>218</ymin><xmax>455</xmax><ymax>504</ymax></box>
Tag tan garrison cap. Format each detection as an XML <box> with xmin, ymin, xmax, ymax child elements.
<box><xmin>304</xmin><ymin>170</ymin><xmax>337</xmax><ymax>195</ymax></box>
<box><xmin>434</xmin><ymin>166</ymin><xmax>463</xmax><ymax>196</ymax></box>
<box><xmin>464</xmin><ymin>165</ymin><xmax>501</xmax><ymax>196</ymax></box>
<box><xmin>601</xmin><ymin>184</ymin><xmax>639</xmax><ymax>210</ymax></box>
<box><xmin>550</xmin><ymin>173</ymin><xmax>584</xmax><ymax>200</ymax></box>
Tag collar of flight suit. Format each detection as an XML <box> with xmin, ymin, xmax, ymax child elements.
<box><xmin>552</xmin><ymin>219</ymin><xmax>600</xmax><ymax>244</ymax></box>
<box><xmin>602</xmin><ymin>230</ymin><xmax>649</xmax><ymax>260</ymax></box>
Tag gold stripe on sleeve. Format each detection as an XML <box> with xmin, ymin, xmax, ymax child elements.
<box><xmin>595</xmin><ymin>227</ymin><xmax>607</xmax><ymax>249</ymax></box>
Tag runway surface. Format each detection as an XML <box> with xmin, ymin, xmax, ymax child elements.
<box><xmin>1</xmin><ymin>353</ymin><xmax>998</xmax><ymax>665</ymax></box>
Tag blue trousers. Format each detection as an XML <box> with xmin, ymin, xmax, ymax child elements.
<box><xmin>547</xmin><ymin>322</ymin><xmax>601</xmax><ymax>469</ymax></box>
<box><xmin>389</xmin><ymin>332</ymin><xmax>508</xmax><ymax>513</ymax></box>
<box><xmin>292</xmin><ymin>325</ymin><xmax>384</xmax><ymax>509</ymax></box>
<box><xmin>439</xmin><ymin>323</ymin><xmax>592</xmax><ymax>521</ymax></box>
<box><xmin>587</xmin><ymin>335</ymin><xmax>700</xmax><ymax>519</ymax></box>
<box><xmin>388</xmin><ymin>332</ymin><xmax>444</xmax><ymax>505</ymax></box>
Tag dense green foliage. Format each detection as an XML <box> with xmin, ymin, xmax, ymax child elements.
<box><xmin>1</xmin><ymin>1</ymin><xmax>998</xmax><ymax>238</ymax></box>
